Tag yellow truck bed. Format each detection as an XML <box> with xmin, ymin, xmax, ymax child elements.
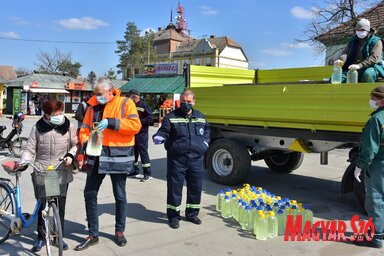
<box><xmin>190</xmin><ymin>65</ymin><xmax>378</xmax><ymax>134</ymax></box>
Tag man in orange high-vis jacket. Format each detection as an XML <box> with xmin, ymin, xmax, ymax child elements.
<box><xmin>75</xmin><ymin>77</ymin><xmax>141</xmax><ymax>251</ymax></box>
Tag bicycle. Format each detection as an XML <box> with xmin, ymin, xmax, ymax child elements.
<box><xmin>0</xmin><ymin>160</ymin><xmax>66</xmax><ymax>256</ymax></box>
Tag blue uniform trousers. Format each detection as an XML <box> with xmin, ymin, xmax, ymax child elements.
<box><xmin>166</xmin><ymin>153</ymin><xmax>203</xmax><ymax>221</ymax></box>
<box><xmin>134</xmin><ymin>132</ymin><xmax>151</xmax><ymax>176</ymax></box>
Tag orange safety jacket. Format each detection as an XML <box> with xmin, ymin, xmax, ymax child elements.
<box><xmin>79</xmin><ymin>89</ymin><xmax>142</xmax><ymax>174</ymax></box>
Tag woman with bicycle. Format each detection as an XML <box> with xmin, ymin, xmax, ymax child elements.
<box><xmin>20</xmin><ymin>100</ymin><xmax>77</xmax><ymax>252</ymax></box>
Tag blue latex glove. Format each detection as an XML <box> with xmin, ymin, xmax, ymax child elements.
<box><xmin>97</xmin><ymin>119</ymin><xmax>108</xmax><ymax>132</ymax></box>
<box><xmin>153</xmin><ymin>135</ymin><xmax>165</xmax><ymax>145</ymax></box>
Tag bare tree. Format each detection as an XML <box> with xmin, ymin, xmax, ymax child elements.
<box><xmin>15</xmin><ymin>67</ymin><xmax>31</xmax><ymax>77</ymax></box>
<box><xmin>298</xmin><ymin>0</ymin><xmax>380</xmax><ymax>55</ymax></box>
<box><xmin>34</xmin><ymin>48</ymin><xmax>72</xmax><ymax>73</ymax></box>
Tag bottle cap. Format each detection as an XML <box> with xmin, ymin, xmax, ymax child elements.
<box><xmin>245</xmin><ymin>206</ymin><xmax>251</xmax><ymax>211</ymax></box>
<box><xmin>277</xmin><ymin>209</ymin><xmax>283</xmax><ymax>214</ymax></box>
<box><xmin>224</xmin><ymin>196</ymin><xmax>230</xmax><ymax>200</ymax></box>
<box><xmin>47</xmin><ymin>165</ymin><xmax>54</xmax><ymax>171</ymax></box>
<box><xmin>269</xmin><ymin>211</ymin><xmax>275</xmax><ymax>217</ymax></box>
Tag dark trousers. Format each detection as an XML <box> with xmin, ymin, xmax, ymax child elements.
<box><xmin>166</xmin><ymin>154</ymin><xmax>203</xmax><ymax>221</ymax></box>
<box><xmin>84</xmin><ymin>168</ymin><xmax>128</xmax><ymax>237</ymax></box>
<box><xmin>37</xmin><ymin>185</ymin><xmax>68</xmax><ymax>239</ymax></box>
<box><xmin>134</xmin><ymin>132</ymin><xmax>151</xmax><ymax>176</ymax></box>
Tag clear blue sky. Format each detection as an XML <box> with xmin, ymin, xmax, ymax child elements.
<box><xmin>0</xmin><ymin>0</ymin><xmax>325</xmax><ymax>79</ymax></box>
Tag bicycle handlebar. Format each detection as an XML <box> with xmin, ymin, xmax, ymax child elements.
<box><xmin>20</xmin><ymin>158</ymin><xmax>65</xmax><ymax>173</ymax></box>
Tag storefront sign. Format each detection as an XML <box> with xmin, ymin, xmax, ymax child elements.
<box><xmin>13</xmin><ymin>89</ymin><xmax>21</xmax><ymax>114</ymax></box>
<box><xmin>66</xmin><ymin>82</ymin><xmax>85</xmax><ymax>90</ymax></box>
<box><xmin>144</xmin><ymin>64</ymin><xmax>178</xmax><ymax>74</ymax></box>
<box><xmin>20</xmin><ymin>92</ymin><xmax>28</xmax><ymax>114</ymax></box>
<box><xmin>31</xmin><ymin>81</ymin><xmax>39</xmax><ymax>88</ymax></box>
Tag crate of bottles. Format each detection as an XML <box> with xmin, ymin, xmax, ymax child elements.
<box><xmin>215</xmin><ymin>184</ymin><xmax>313</xmax><ymax>240</ymax></box>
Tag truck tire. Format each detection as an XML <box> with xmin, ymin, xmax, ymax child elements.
<box><xmin>264</xmin><ymin>151</ymin><xmax>304</xmax><ymax>173</ymax></box>
<box><xmin>206</xmin><ymin>139</ymin><xmax>251</xmax><ymax>185</ymax></box>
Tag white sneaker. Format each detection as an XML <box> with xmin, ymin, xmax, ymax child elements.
<box><xmin>140</xmin><ymin>175</ymin><xmax>152</xmax><ymax>182</ymax></box>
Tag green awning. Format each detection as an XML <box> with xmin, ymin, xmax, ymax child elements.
<box><xmin>120</xmin><ymin>75</ymin><xmax>185</xmax><ymax>94</ymax></box>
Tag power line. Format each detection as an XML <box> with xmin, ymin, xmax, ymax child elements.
<box><xmin>0</xmin><ymin>37</ymin><xmax>116</xmax><ymax>44</ymax></box>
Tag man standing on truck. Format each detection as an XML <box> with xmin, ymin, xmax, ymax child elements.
<box><xmin>152</xmin><ymin>89</ymin><xmax>210</xmax><ymax>229</ymax></box>
<box><xmin>354</xmin><ymin>85</ymin><xmax>384</xmax><ymax>249</ymax></box>
<box><xmin>334</xmin><ymin>18</ymin><xmax>384</xmax><ymax>83</ymax></box>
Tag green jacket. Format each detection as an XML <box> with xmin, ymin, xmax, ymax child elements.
<box><xmin>356</xmin><ymin>107</ymin><xmax>384</xmax><ymax>170</ymax></box>
<box><xmin>343</xmin><ymin>34</ymin><xmax>384</xmax><ymax>76</ymax></box>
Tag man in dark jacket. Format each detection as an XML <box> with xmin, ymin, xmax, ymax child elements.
<box><xmin>153</xmin><ymin>89</ymin><xmax>210</xmax><ymax>229</ymax></box>
<box><xmin>128</xmin><ymin>89</ymin><xmax>153</xmax><ymax>181</ymax></box>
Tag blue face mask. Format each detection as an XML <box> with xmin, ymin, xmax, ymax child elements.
<box><xmin>180</xmin><ymin>102</ymin><xmax>193</xmax><ymax>113</ymax></box>
<box><xmin>50</xmin><ymin>114</ymin><xmax>65</xmax><ymax>125</ymax></box>
<box><xmin>96</xmin><ymin>95</ymin><xmax>108</xmax><ymax>105</ymax></box>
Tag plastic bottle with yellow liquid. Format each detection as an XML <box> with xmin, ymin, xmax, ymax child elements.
<box><xmin>86</xmin><ymin>122</ymin><xmax>103</xmax><ymax>156</ymax></box>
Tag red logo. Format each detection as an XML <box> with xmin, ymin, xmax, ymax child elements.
<box><xmin>284</xmin><ymin>214</ymin><xmax>374</xmax><ymax>242</ymax></box>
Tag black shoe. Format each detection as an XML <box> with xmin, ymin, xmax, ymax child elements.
<box><xmin>62</xmin><ymin>240</ymin><xmax>69</xmax><ymax>250</ymax></box>
<box><xmin>186</xmin><ymin>216</ymin><xmax>202</xmax><ymax>225</ymax></box>
<box><xmin>115</xmin><ymin>232</ymin><xmax>127</xmax><ymax>247</ymax></box>
<box><xmin>140</xmin><ymin>175</ymin><xmax>153</xmax><ymax>182</ymax></box>
<box><xmin>354</xmin><ymin>236</ymin><xmax>383</xmax><ymax>249</ymax></box>
<box><xmin>75</xmin><ymin>236</ymin><xmax>99</xmax><ymax>251</ymax></box>
<box><xmin>169</xmin><ymin>220</ymin><xmax>180</xmax><ymax>229</ymax></box>
<box><xmin>31</xmin><ymin>239</ymin><xmax>46</xmax><ymax>252</ymax></box>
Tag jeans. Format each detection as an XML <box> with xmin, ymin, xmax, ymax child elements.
<box><xmin>84</xmin><ymin>168</ymin><xmax>128</xmax><ymax>237</ymax></box>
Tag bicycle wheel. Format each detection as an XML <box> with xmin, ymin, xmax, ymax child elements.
<box><xmin>44</xmin><ymin>202</ymin><xmax>63</xmax><ymax>256</ymax></box>
<box><xmin>0</xmin><ymin>182</ymin><xmax>16</xmax><ymax>243</ymax></box>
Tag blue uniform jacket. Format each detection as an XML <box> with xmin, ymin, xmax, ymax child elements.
<box><xmin>154</xmin><ymin>108</ymin><xmax>210</xmax><ymax>157</ymax></box>
<box><xmin>135</xmin><ymin>100</ymin><xmax>153</xmax><ymax>134</ymax></box>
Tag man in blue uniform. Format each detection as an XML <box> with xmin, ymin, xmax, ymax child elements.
<box><xmin>153</xmin><ymin>89</ymin><xmax>210</xmax><ymax>229</ymax></box>
<box><xmin>128</xmin><ymin>89</ymin><xmax>153</xmax><ymax>181</ymax></box>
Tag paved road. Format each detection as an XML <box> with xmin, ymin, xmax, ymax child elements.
<box><xmin>0</xmin><ymin>115</ymin><xmax>382</xmax><ymax>255</ymax></box>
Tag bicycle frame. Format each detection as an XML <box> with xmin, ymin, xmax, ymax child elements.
<box><xmin>12</xmin><ymin>172</ymin><xmax>43</xmax><ymax>228</ymax></box>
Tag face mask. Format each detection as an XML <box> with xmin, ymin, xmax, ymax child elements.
<box><xmin>96</xmin><ymin>95</ymin><xmax>108</xmax><ymax>105</ymax></box>
<box><xmin>50</xmin><ymin>114</ymin><xmax>65</xmax><ymax>125</ymax></box>
<box><xmin>356</xmin><ymin>31</ymin><xmax>368</xmax><ymax>39</ymax></box>
<box><xmin>180</xmin><ymin>102</ymin><xmax>193</xmax><ymax>113</ymax></box>
<box><xmin>369</xmin><ymin>99</ymin><xmax>379</xmax><ymax>110</ymax></box>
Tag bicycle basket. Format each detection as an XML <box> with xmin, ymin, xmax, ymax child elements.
<box><xmin>31</xmin><ymin>170</ymin><xmax>68</xmax><ymax>199</ymax></box>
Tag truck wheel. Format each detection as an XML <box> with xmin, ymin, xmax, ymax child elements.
<box><xmin>264</xmin><ymin>151</ymin><xmax>304</xmax><ymax>173</ymax></box>
<box><xmin>206</xmin><ymin>139</ymin><xmax>251</xmax><ymax>185</ymax></box>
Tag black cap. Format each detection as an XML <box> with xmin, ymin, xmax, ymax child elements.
<box><xmin>128</xmin><ymin>89</ymin><xmax>140</xmax><ymax>96</ymax></box>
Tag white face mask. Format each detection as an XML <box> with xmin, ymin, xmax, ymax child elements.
<box><xmin>96</xmin><ymin>95</ymin><xmax>108</xmax><ymax>105</ymax></box>
<box><xmin>356</xmin><ymin>31</ymin><xmax>368</xmax><ymax>39</ymax></box>
<box><xmin>50</xmin><ymin>114</ymin><xmax>65</xmax><ymax>125</ymax></box>
<box><xmin>369</xmin><ymin>99</ymin><xmax>379</xmax><ymax>110</ymax></box>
